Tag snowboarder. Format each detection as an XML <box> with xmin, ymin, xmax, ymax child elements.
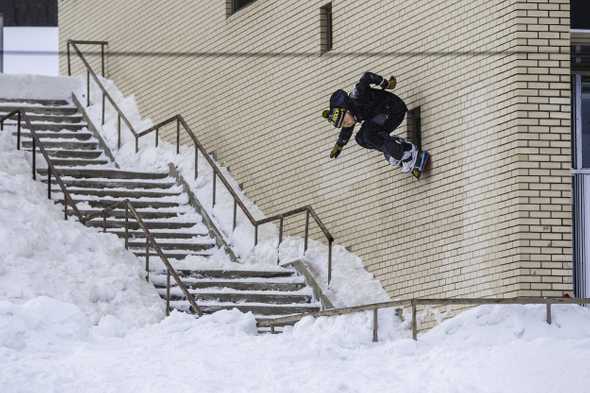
<box><xmin>322</xmin><ymin>72</ymin><xmax>428</xmax><ymax>177</ymax></box>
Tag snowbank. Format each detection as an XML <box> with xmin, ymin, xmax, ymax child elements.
<box><xmin>82</xmin><ymin>77</ymin><xmax>390</xmax><ymax>307</ymax></box>
<box><xmin>0</xmin><ymin>127</ymin><xmax>164</xmax><ymax>329</ymax></box>
<box><xmin>2</xmin><ymin>298</ymin><xmax>590</xmax><ymax>392</ymax></box>
<box><xmin>0</xmin><ymin>74</ymin><xmax>81</xmax><ymax>100</ymax></box>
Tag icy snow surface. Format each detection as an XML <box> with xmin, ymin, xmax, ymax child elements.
<box><xmin>82</xmin><ymin>77</ymin><xmax>389</xmax><ymax>307</ymax></box>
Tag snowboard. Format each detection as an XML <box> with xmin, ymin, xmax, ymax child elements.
<box><xmin>411</xmin><ymin>150</ymin><xmax>430</xmax><ymax>180</ymax></box>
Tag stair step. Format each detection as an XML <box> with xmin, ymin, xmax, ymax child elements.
<box><xmin>128</xmin><ymin>241</ymin><xmax>214</xmax><ymax>250</ymax></box>
<box><xmin>172</xmin><ymin>302</ymin><xmax>320</xmax><ymax>316</ymax></box>
<box><xmin>8</xmin><ymin>122</ymin><xmax>87</xmax><ymax>131</ymax></box>
<box><xmin>52</xmin><ymin>188</ymin><xmax>181</xmax><ymax>198</ymax></box>
<box><xmin>7</xmin><ymin>113</ymin><xmax>83</xmax><ymax>123</ymax></box>
<box><xmin>55</xmin><ymin>199</ymin><xmax>181</xmax><ymax>209</ymax></box>
<box><xmin>14</xmin><ymin>131</ymin><xmax>94</xmax><ymax>140</ymax></box>
<box><xmin>109</xmin><ymin>230</ymin><xmax>209</xmax><ymax>239</ymax></box>
<box><xmin>0</xmin><ymin>105</ymin><xmax>78</xmax><ymax>116</ymax></box>
<box><xmin>175</xmin><ymin>269</ymin><xmax>296</xmax><ymax>279</ymax></box>
<box><xmin>67</xmin><ymin>208</ymin><xmax>180</xmax><ymax>220</ymax></box>
<box><xmin>158</xmin><ymin>279</ymin><xmax>306</xmax><ymax>292</ymax></box>
<box><xmin>0</xmin><ymin>98</ymin><xmax>71</xmax><ymax>106</ymax></box>
<box><xmin>27</xmin><ymin>149</ymin><xmax>102</xmax><ymax>159</ymax></box>
<box><xmin>133</xmin><ymin>250</ymin><xmax>213</xmax><ymax>259</ymax></box>
<box><xmin>50</xmin><ymin>159</ymin><xmax>110</xmax><ymax>167</ymax></box>
<box><xmin>23</xmin><ymin>140</ymin><xmax>98</xmax><ymax>150</ymax></box>
<box><xmin>43</xmin><ymin>178</ymin><xmax>176</xmax><ymax>190</ymax></box>
<box><xmin>86</xmin><ymin>219</ymin><xmax>198</xmax><ymax>230</ymax></box>
<box><xmin>39</xmin><ymin>168</ymin><xmax>169</xmax><ymax>180</ymax></box>
<box><xmin>158</xmin><ymin>290</ymin><xmax>312</xmax><ymax>304</ymax></box>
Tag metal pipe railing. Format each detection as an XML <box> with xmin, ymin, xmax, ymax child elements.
<box><xmin>68</xmin><ymin>40</ymin><xmax>137</xmax><ymax>150</ymax></box>
<box><xmin>0</xmin><ymin>110</ymin><xmax>201</xmax><ymax>317</ymax></box>
<box><xmin>67</xmin><ymin>40</ymin><xmax>337</xmax><ymax>285</ymax></box>
<box><xmin>257</xmin><ymin>297</ymin><xmax>590</xmax><ymax>341</ymax></box>
<box><xmin>84</xmin><ymin>200</ymin><xmax>202</xmax><ymax>316</ymax></box>
<box><xmin>1</xmin><ymin>110</ymin><xmax>82</xmax><ymax>221</ymax></box>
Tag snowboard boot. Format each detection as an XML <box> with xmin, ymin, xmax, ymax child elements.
<box><xmin>400</xmin><ymin>144</ymin><xmax>419</xmax><ymax>173</ymax></box>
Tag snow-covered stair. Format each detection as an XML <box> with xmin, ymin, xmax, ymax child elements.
<box><xmin>1</xmin><ymin>97</ymin><xmax>321</xmax><ymax>327</ymax></box>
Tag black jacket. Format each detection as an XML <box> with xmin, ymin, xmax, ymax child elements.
<box><xmin>336</xmin><ymin>72</ymin><xmax>407</xmax><ymax>146</ymax></box>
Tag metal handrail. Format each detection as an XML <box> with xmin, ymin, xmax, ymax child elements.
<box><xmin>68</xmin><ymin>41</ymin><xmax>137</xmax><ymax>150</ymax></box>
<box><xmin>68</xmin><ymin>40</ymin><xmax>336</xmax><ymax>284</ymax></box>
<box><xmin>83</xmin><ymin>199</ymin><xmax>202</xmax><ymax>316</ymax></box>
<box><xmin>0</xmin><ymin>110</ymin><xmax>83</xmax><ymax>221</ymax></box>
<box><xmin>256</xmin><ymin>297</ymin><xmax>590</xmax><ymax>341</ymax></box>
<box><xmin>67</xmin><ymin>40</ymin><xmax>108</xmax><ymax>77</ymax></box>
<box><xmin>0</xmin><ymin>110</ymin><xmax>201</xmax><ymax>316</ymax></box>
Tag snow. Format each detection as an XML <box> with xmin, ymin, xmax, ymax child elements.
<box><xmin>1</xmin><ymin>75</ymin><xmax>590</xmax><ymax>393</ymax></box>
<box><xmin>0</xmin><ymin>127</ymin><xmax>164</xmax><ymax>328</ymax></box>
<box><xmin>0</xmin><ymin>74</ymin><xmax>81</xmax><ymax>100</ymax></box>
<box><xmin>3</xmin><ymin>27</ymin><xmax>59</xmax><ymax>76</ymax></box>
<box><xmin>81</xmin><ymin>77</ymin><xmax>390</xmax><ymax>307</ymax></box>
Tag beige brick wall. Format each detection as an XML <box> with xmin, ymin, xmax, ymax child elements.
<box><xmin>59</xmin><ymin>0</ymin><xmax>573</xmax><ymax>299</ymax></box>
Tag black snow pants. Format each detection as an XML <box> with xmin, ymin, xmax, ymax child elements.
<box><xmin>354</xmin><ymin>107</ymin><xmax>410</xmax><ymax>162</ymax></box>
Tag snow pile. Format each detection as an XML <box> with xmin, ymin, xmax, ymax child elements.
<box><xmin>81</xmin><ymin>77</ymin><xmax>390</xmax><ymax>307</ymax></box>
<box><xmin>0</xmin><ymin>128</ymin><xmax>164</xmax><ymax>329</ymax></box>
<box><xmin>2</xmin><ymin>298</ymin><xmax>590</xmax><ymax>392</ymax></box>
<box><xmin>0</xmin><ymin>74</ymin><xmax>81</xmax><ymax>100</ymax></box>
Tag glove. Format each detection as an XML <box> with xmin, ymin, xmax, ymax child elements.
<box><xmin>330</xmin><ymin>143</ymin><xmax>343</xmax><ymax>159</ymax></box>
<box><xmin>383</xmin><ymin>76</ymin><xmax>397</xmax><ymax>90</ymax></box>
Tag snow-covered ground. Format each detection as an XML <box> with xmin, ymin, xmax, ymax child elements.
<box><xmin>2</xmin><ymin>77</ymin><xmax>590</xmax><ymax>392</ymax></box>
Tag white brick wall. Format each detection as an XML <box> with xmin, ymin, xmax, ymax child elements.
<box><xmin>59</xmin><ymin>0</ymin><xmax>573</xmax><ymax>299</ymax></box>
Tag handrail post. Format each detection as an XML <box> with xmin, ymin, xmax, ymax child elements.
<box><xmin>86</xmin><ymin>70</ymin><xmax>91</xmax><ymax>107</ymax></box>
<box><xmin>124</xmin><ymin>204</ymin><xmax>129</xmax><ymax>249</ymax></box>
<box><xmin>117</xmin><ymin>115</ymin><xmax>121</xmax><ymax>149</ymax></box>
<box><xmin>304</xmin><ymin>209</ymin><xmax>310</xmax><ymax>253</ymax></box>
<box><xmin>176</xmin><ymin>118</ymin><xmax>180</xmax><ymax>154</ymax></box>
<box><xmin>195</xmin><ymin>146</ymin><xmax>199</xmax><ymax>180</ymax></box>
<box><xmin>101</xmin><ymin>93</ymin><xmax>106</xmax><ymax>125</ymax></box>
<box><xmin>102</xmin><ymin>211</ymin><xmax>107</xmax><ymax>232</ymax></box>
<box><xmin>166</xmin><ymin>269</ymin><xmax>171</xmax><ymax>316</ymax></box>
<box><xmin>372</xmin><ymin>309</ymin><xmax>379</xmax><ymax>342</ymax></box>
<box><xmin>67</xmin><ymin>41</ymin><xmax>71</xmax><ymax>76</ymax></box>
<box><xmin>145</xmin><ymin>236</ymin><xmax>150</xmax><ymax>281</ymax></box>
<box><xmin>101</xmin><ymin>43</ymin><xmax>105</xmax><ymax>77</ymax></box>
<box><xmin>64</xmin><ymin>196</ymin><xmax>68</xmax><ymax>221</ymax></box>
<box><xmin>212</xmin><ymin>172</ymin><xmax>217</xmax><ymax>207</ymax></box>
<box><xmin>31</xmin><ymin>135</ymin><xmax>36</xmax><ymax>180</ymax></box>
<box><xmin>155</xmin><ymin>127</ymin><xmax>159</xmax><ymax>147</ymax></box>
<box><xmin>232</xmin><ymin>198</ymin><xmax>237</xmax><ymax>231</ymax></box>
<box><xmin>411</xmin><ymin>299</ymin><xmax>418</xmax><ymax>341</ymax></box>
<box><xmin>254</xmin><ymin>223</ymin><xmax>259</xmax><ymax>247</ymax></box>
<box><xmin>328</xmin><ymin>239</ymin><xmax>333</xmax><ymax>285</ymax></box>
<box><xmin>546</xmin><ymin>302</ymin><xmax>552</xmax><ymax>325</ymax></box>
<box><xmin>17</xmin><ymin>111</ymin><xmax>21</xmax><ymax>150</ymax></box>
<box><xmin>277</xmin><ymin>216</ymin><xmax>284</xmax><ymax>265</ymax></box>
<box><xmin>135</xmin><ymin>136</ymin><xmax>139</xmax><ymax>153</ymax></box>
<box><xmin>47</xmin><ymin>166</ymin><xmax>51</xmax><ymax>199</ymax></box>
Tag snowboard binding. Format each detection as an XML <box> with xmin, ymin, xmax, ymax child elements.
<box><xmin>411</xmin><ymin>150</ymin><xmax>430</xmax><ymax>180</ymax></box>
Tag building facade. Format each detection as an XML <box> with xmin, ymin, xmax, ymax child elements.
<box><xmin>59</xmin><ymin>0</ymin><xmax>584</xmax><ymax>300</ymax></box>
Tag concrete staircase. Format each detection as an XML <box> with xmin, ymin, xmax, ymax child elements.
<box><xmin>1</xmin><ymin>97</ymin><xmax>321</xmax><ymax>325</ymax></box>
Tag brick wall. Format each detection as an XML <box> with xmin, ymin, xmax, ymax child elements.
<box><xmin>59</xmin><ymin>0</ymin><xmax>573</xmax><ymax>299</ymax></box>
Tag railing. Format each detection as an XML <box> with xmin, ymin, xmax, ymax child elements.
<box><xmin>0</xmin><ymin>109</ymin><xmax>201</xmax><ymax>316</ymax></box>
<box><xmin>67</xmin><ymin>39</ymin><xmax>336</xmax><ymax>284</ymax></box>
<box><xmin>257</xmin><ymin>297</ymin><xmax>590</xmax><ymax>341</ymax></box>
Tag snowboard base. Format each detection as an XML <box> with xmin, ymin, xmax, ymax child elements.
<box><xmin>411</xmin><ymin>150</ymin><xmax>430</xmax><ymax>180</ymax></box>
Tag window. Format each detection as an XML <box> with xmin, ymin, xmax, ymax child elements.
<box><xmin>320</xmin><ymin>3</ymin><xmax>333</xmax><ymax>54</ymax></box>
<box><xmin>572</xmin><ymin>0</ymin><xmax>590</xmax><ymax>30</ymax></box>
<box><xmin>227</xmin><ymin>0</ymin><xmax>257</xmax><ymax>16</ymax></box>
